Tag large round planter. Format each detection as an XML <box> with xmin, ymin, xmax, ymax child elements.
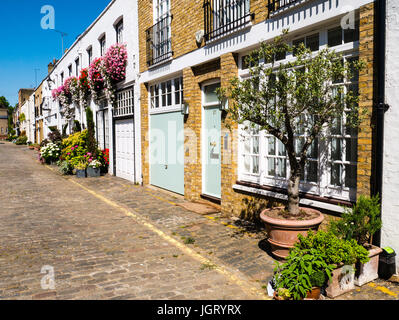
<box><xmin>260</xmin><ymin>207</ymin><xmax>324</xmax><ymax>260</ymax></box>
<box><xmin>87</xmin><ymin>167</ymin><xmax>101</xmax><ymax>178</ymax></box>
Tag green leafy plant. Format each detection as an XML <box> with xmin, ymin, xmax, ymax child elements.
<box><xmin>15</xmin><ymin>135</ymin><xmax>28</xmax><ymax>145</ymax></box>
<box><xmin>40</xmin><ymin>142</ymin><xmax>61</xmax><ymax>164</ymax></box>
<box><xmin>328</xmin><ymin>195</ymin><xmax>382</xmax><ymax>246</ymax></box>
<box><xmin>274</xmin><ymin>247</ymin><xmax>334</xmax><ymax>300</ymax></box>
<box><xmin>295</xmin><ymin>230</ymin><xmax>370</xmax><ymax>266</ymax></box>
<box><xmin>75</xmin><ymin>161</ymin><xmax>87</xmax><ymax>170</ymax></box>
<box><xmin>309</xmin><ymin>270</ymin><xmax>327</xmax><ymax>288</ymax></box>
<box><xmin>219</xmin><ymin>30</ymin><xmax>364</xmax><ymax>217</ymax></box>
<box><xmin>58</xmin><ymin>160</ymin><xmax>73</xmax><ymax>175</ymax></box>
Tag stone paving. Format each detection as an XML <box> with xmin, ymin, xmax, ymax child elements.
<box><xmin>0</xmin><ymin>141</ymin><xmax>398</xmax><ymax>300</ymax></box>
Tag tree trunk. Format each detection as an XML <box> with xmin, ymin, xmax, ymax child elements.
<box><xmin>287</xmin><ymin>172</ymin><xmax>301</xmax><ymax>216</ymax></box>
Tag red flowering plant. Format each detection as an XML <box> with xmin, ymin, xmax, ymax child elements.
<box><xmin>79</xmin><ymin>68</ymin><xmax>91</xmax><ymax>108</ymax></box>
<box><xmin>88</xmin><ymin>57</ymin><xmax>105</xmax><ymax>103</ymax></box>
<box><xmin>100</xmin><ymin>44</ymin><xmax>128</xmax><ymax>105</ymax></box>
<box><xmin>102</xmin><ymin>149</ymin><xmax>110</xmax><ymax>167</ymax></box>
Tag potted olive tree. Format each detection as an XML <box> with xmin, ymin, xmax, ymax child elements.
<box><xmin>328</xmin><ymin>195</ymin><xmax>383</xmax><ymax>286</ymax></box>
<box><xmin>220</xmin><ymin>31</ymin><xmax>364</xmax><ymax>259</ymax></box>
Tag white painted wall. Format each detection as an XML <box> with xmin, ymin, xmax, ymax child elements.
<box><xmin>382</xmin><ymin>0</ymin><xmax>399</xmax><ymax>273</ymax></box>
<box><xmin>40</xmin><ymin>0</ymin><xmax>141</xmax><ymax>181</ymax></box>
<box><xmin>19</xmin><ymin>94</ymin><xmax>35</xmax><ymax>143</ymax></box>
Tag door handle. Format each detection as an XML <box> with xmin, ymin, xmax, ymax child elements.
<box><xmin>165</xmin><ymin>164</ymin><xmax>168</xmax><ymax>170</ymax></box>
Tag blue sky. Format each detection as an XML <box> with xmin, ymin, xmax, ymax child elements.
<box><xmin>0</xmin><ymin>0</ymin><xmax>111</xmax><ymax>106</ymax></box>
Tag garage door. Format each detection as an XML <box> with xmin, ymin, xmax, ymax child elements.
<box><xmin>150</xmin><ymin>111</ymin><xmax>184</xmax><ymax>195</ymax></box>
<box><xmin>115</xmin><ymin>118</ymin><xmax>135</xmax><ymax>182</ymax></box>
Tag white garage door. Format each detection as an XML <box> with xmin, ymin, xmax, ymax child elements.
<box><xmin>115</xmin><ymin>118</ymin><xmax>135</xmax><ymax>182</ymax></box>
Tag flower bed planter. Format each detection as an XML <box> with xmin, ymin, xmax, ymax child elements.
<box><xmin>355</xmin><ymin>245</ymin><xmax>383</xmax><ymax>286</ymax></box>
<box><xmin>76</xmin><ymin>169</ymin><xmax>86</xmax><ymax>178</ymax></box>
<box><xmin>87</xmin><ymin>167</ymin><xmax>101</xmax><ymax>178</ymax></box>
<box><xmin>260</xmin><ymin>207</ymin><xmax>324</xmax><ymax>260</ymax></box>
<box><xmin>326</xmin><ymin>264</ymin><xmax>355</xmax><ymax>298</ymax></box>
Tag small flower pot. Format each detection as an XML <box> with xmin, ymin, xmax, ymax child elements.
<box><xmin>305</xmin><ymin>287</ymin><xmax>321</xmax><ymax>300</ymax></box>
<box><xmin>76</xmin><ymin>169</ymin><xmax>87</xmax><ymax>178</ymax></box>
<box><xmin>326</xmin><ymin>264</ymin><xmax>355</xmax><ymax>298</ymax></box>
<box><xmin>87</xmin><ymin>167</ymin><xmax>101</xmax><ymax>177</ymax></box>
<box><xmin>355</xmin><ymin>245</ymin><xmax>383</xmax><ymax>286</ymax></box>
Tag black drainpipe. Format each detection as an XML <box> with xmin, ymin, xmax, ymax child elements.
<box><xmin>373</xmin><ymin>0</ymin><xmax>390</xmax><ymax>246</ymax></box>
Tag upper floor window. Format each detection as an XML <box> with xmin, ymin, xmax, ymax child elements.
<box><xmin>116</xmin><ymin>19</ymin><xmax>124</xmax><ymax>43</ymax></box>
<box><xmin>146</xmin><ymin>0</ymin><xmax>172</xmax><ymax>66</ymax></box>
<box><xmin>68</xmin><ymin>64</ymin><xmax>72</xmax><ymax>77</ymax></box>
<box><xmin>75</xmin><ymin>57</ymin><xmax>80</xmax><ymax>76</ymax></box>
<box><xmin>87</xmin><ymin>47</ymin><xmax>93</xmax><ymax>65</ymax></box>
<box><xmin>100</xmin><ymin>35</ymin><xmax>106</xmax><ymax>56</ymax></box>
<box><xmin>204</xmin><ymin>0</ymin><xmax>253</xmax><ymax>42</ymax></box>
<box><xmin>60</xmin><ymin>72</ymin><xmax>64</xmax><ymax>85</ymax></box>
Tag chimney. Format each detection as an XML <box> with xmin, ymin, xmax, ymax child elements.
<box><xmin>48</xmin><ymin>61</ymin><xmax>54</xmax><ymax>74</ymax></box>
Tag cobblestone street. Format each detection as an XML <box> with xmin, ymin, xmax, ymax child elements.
<box><xmin>1</xmin><ymin>142</ymin><xmax>398</xmax><ymax>300</ymax></box>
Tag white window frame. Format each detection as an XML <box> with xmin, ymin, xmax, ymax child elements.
<box><xmin>116</xmin><ymin>19</ymin><xmax>124</xmax><ymax>44</ymax></box>
<box><xmin>149</xmin><ymin>76</ymin><xmax>183</xmax><ymax>115</ymax></box>
<box><xmin>237</xmin><ymin>22</ymin><xmax>360</xmax><ymax>202</ymax></box>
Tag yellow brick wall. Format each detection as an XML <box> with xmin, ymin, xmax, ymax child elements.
<box><xmin>138</xmin><ymin>0</ymin><xmax>270</xmax><ymax>73</ymax></box>
<box><xmin>357</xmin><ymin>2</ymin><xmax>375</xmax><ymax>197</ymax></box>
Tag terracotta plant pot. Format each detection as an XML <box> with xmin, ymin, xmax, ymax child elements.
<box><xmin>260</xmin><ymin>207</ymin><xmax>324</xmax><ymax>260</ymax></box>
<box><xmin>326</xmin><ymin>264</ymin><xmax>355</xmax><ymax>298</ymax></box>
<box><xmin>305</xmin><ymin>287</ymin><xmax>321</xmax><ymax>300</ymax></box>
<box><xmin>355</xmin><ymin>245</ymin><xmax>383</xmax><ymax>286</ymax></box>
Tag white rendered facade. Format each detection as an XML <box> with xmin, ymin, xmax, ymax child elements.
<box><xmin>40</xmin><ymin>0</ymin><xmax>141</xmax><ymax>182</ymax></box>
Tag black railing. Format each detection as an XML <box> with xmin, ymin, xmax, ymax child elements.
<box><xmin>203</xmin><ymin>0</ymin><xmax>254</xmax><ymax>42</ymax></box>
<box><xmin>267</xmin><ymin>0</ymin><xmax>304</xmax><ymax>14</ymax></box>
<box><xmin>146</xmin><ymin>15</ymin><xmax>173</xmax><ymax>67</ymax></box>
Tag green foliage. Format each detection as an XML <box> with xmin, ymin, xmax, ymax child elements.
<box><xmin>18</xmin><ymin>113</ymin><xmax>26</xmax><ymax>123</ymax></box>
<box><xmin>309</xmin><ymin>270</ymin><xmax>326</xmax><ymax>288</ymax></box>
<box><xmin>58</xmin><ymin>160</ymin><xmax>74</xmax><ymax>175</ymax></box>
<box><xmin>295</xmin><ymin>230</ymin><xmax>370</xmax><ymax>266</ymax></box>
<box><xmin>62</xmin><ymin>124</ymin><xmax>68</xmax><ymax>138</ymax></box>
<box><xmin>73</xmin><ymin>120</ymin><xmax>82</xmax><ymax>133</ymax></box>
<box><xmin>47</xmin><ymin>128</ymin><xmax>62</xmax><ymax>146</ymax></box>
<box><xmin>274</xmin><ymin>247</ymin><xmax>334</xmax><ymax>300</ymax></box>
<box><xmin>276</xmin><ymin>288</ymin><xmax>291</xmax><ymax>300</ymax></box>
<box><xmin>219</xmin><ymin>30</ymin><xmax>365</xmax><ymax>216</ymax></box>
<box><xmin>85</xmin><ymin>106</ymin><xmax>97</xmax><ymax>157</ymax></box>
<box><xmin>15</xmin><ymin>135</ymin><xmax>28</xmax><ymax>145</ymax></box>
<box><xmin>61</xmin><ymin>130</ymin><xmax>89</xmax><ymax>167</ymax></box>
<box><xmin>75</xmin><ymin>161</ymin><xmax>87</xmax><ymax>170</ymax></box>
<box><xmin>329</xmin><ymin>195</ymin><xmax>382</xmax><ymax>245</ymax></box>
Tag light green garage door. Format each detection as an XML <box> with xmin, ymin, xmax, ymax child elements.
<box><xmin>150</xmin><ymin>111</ymin><xmax>184</xmax><ymax>195</ymax></box>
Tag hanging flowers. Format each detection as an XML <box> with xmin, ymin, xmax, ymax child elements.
<box><xmin>67</xmin><ymin>76</ymin><xmax>80</xmax><ymax>104</ymax></box>
<box><xmin>88</xmin><ymin>57</ymin><xmax>105</xmax><ymax>103</ymax></box>
<box><xmin>100</xmin><ymin>43</ymin><xmax>128</xmax><ymax>105</ymax></box>
<box><xmin>79</xmin><ymin>68</ymin><xmax>91</xmax><ymax>108</ymax></box>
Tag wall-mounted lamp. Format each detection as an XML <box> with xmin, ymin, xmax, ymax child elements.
<box><xmin>181</xmin><ymin>101</ymin><xmax>189</xmax><ymax>115</ymax></box>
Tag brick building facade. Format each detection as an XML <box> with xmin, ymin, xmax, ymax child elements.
<box><xmin>138</xmin><ymin>0</ymin><xmax>378</xmax><ymax>223</ymax></box>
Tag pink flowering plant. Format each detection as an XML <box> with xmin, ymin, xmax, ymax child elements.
<box><xmin>100</xmin><ymin>43</ymin><xmax>128</xmax><ymax>105</ymax></box>
<box><xmin>88</xmin><ymin>57</ymin><xmax>105</xmax><ymax>103</ymax></box>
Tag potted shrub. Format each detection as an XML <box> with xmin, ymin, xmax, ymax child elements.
<box><xmin>294</xmin><ymin>230</ymin><xmax>369</xmax><ymax>298</ymax></box>
<box><xmin>87</xmin><ymin>159</ymin><xmax>102</xmax><ymax>177</ymax></box>
<box><xmin>75</xmin><ymin>161</ymin><xmax>87</xmax><ymax>178</ymax></box>
<box><xmin>40</xmin><ymin>142</ymin><xmax>61</xmax><ymax>164</ymax></box>
<box><xmin>219</xmin><ymin>31</ymin><xmax>364</xmax><ymax>259</ymax></box>
<box><xmin>273</xmin><ymin>246</ymin><xmax>334</xmax><ymax>300</ymax></box>
<box><xmin>328</xmin><ymin>195</ymin><xmax>383</xmax><ymax>286</ymax></box>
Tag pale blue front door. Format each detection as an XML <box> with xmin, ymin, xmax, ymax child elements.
<box><xmin>203</xmin><ymin>83</ymin><xmax>221</xmax><ymax>198</ymax></box>
<box><xmin>150</xmin><ymin>111</ymin><xmax>184</xmax><ymax>195</ymax></box>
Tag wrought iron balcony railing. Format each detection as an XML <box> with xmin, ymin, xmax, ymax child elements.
<box><xmin>267</xmin><ymin>0</ymin><xmax>306</xmax><ymax>15</ymax></box>
<box><xmin>146</xmin><ymin>15</ymin><xmax>173</xmax><ymax>67</ymax></box>
<box><xmin>203</xmin><ymin>0</ymin><xmax>254</xmax><ymax>42</ymax></box>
